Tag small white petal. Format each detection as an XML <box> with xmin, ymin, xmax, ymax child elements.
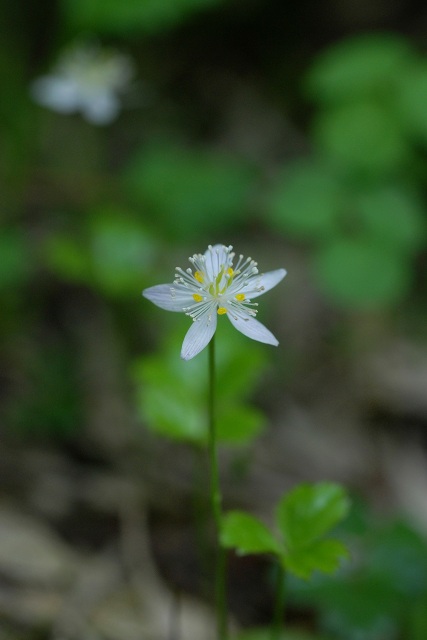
<box><xmin>81</xmin><ymin>92</ymin><xmax>120</xmax><ymax>125</ymax></box>
<box><xmin>204</xmin><ymin>244</ymin><xmax>232</xmax><ymax>281</ymax></box>
<box><xmin>227</xmin><ymin>312</ymin><xmax>279</xmax><ymax>346</ymax></box>
<box><xmin>244</xmin><ymin>268</ymin><xmax>287</xmax><ymax>299</ymax></box>
<box><xmin>181</xmin><ymin>314</ymin><xmax>217</xmax><ymax>360</ymax></box>
<box><xmin>143</xmin><ymin>284</ymin><xmax>185</xmax><ymax>311</ymax></box>
<box><xmin>31</xmin><ymin>76</ymin><xmax>80</xmax><ymax>113</ymax></box>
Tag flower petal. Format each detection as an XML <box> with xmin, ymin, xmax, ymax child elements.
<box><xmin>143</xmin><ymin>284</ymin><xmax>186</xmax><ymax>311</ymax></box>
<box><xmin>227</xmin><ymin>312</ymin><xmax>279</xmax><ymax>346</ymax></box>
<box><xmin>243</xmin><ymin>268</ymin><xmax>287</xmax><ymax>299</ymax></box>
<box><xmin>181</xmin><ymin>314</ymin><xmax>217</xmax><ymax>360</ymax></box>
<box><xmin>204</xmin><ymin>244</ymin><xmax>232</xmax><ymax>281</ymax></box>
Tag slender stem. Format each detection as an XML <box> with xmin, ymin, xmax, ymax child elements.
<box><xmin>271</xmin><ymin>562</ymin><xmax>286</xmax><ymax>640</ymax></box>
<box><xmin>208</xmin><ymin>335</ymin><xmax>228</xmax><ymax>640</ymax></box>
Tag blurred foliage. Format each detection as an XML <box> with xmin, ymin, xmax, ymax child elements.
<box><xmin>133</xmin><ymin>326</ymin><xmax>268</xmax><ymax>446</ymax></box>
<box><xmin>2</xmin><ymin>0</ymin><xmax>427</xmax><ymax>636</ymax></box>
<box><xmin>124</xmin><ymin>141</ymin><xmax>256</xmax><ymax>240</ymax></box>
<box><xmin>43</xmin><ymin>205</ymin><xmax>159</xmax><ymax>296</ymax></box>
<box><xmin>61</xmin><ymin>0</ymin><xmax>222</xmax><ymax>35</ymax></box>
<box><xmin>287</xmin><ymin>501</ymin><xmax>427</xmax><ymax>640</ymax></box>
<box><xmin>222</xmin><ymin>483</ymin><xmax>350</xmax><ymax>580</ymax></box>
<box><xmin>270</xmin><ymin>32</ymin><xmax>427</xmax><ymax>308</ymax></box>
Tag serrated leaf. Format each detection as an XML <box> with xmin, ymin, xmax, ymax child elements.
<box><xmin>284</xmin><ymin>538</ymin><xmax>349</xmax><ymax>580</ymax></box>
<box><xmin>221</xmin><ymin>511</ymin><xmax>281</xmax><ymax>556</ymax></box>
<box><xmin>313</xmin><ymin>238</ymin><xmax>411</xmax><ymax>308</ymax></box>
<box><xmin>313</xmin><ymin>101</ymin><xmax>409</xmax><ymax>175</ymax></box>
<box><xmin>277</xmin><ymin>483</ymin><xmax>350</xmax><ymax>550</ymax></box>
<box><xmin>305</xmin><ymin>33</ymin><xmax>414</xmax><ymax>104</ymax></box>
<box><xmin>269</xmin><ymin>161</ymin><xmax>343</xmax><ymax>240</ymax></box>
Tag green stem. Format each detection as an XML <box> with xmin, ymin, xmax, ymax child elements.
<box><xmin>208</xmin><ymin>335</ymin><xmax>228</xmax><ymax>640</ymax></box>
<box><xmin>271</xmin><ymin>562</ymin><xmax>286</xmax><ymax>640</ymax></box>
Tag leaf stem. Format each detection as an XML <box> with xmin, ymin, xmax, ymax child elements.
<box><xmin>208</xmin><ymin>335</ymin><xmax>228</xmax><ymax>640</ymax></box>
<box><xmin>271</xmin><ymin>562</ymin><xmax>286</xmax><ymax>640</ymax></box>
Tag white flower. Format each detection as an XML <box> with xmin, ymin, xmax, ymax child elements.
<box><xmin>143</xmin><ymin>244</ymin><xmax>286</xmax><ymax>360</ymax></box>
<box><xmin>30</xmin><ymin>42</ymin><xmax>135</xmax><ymax>125</ymax></box>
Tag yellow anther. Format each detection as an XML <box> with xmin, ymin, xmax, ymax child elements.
<box><xmin>195</xmin><ymin>271</ymin><xmax>204</xmax><ymax>283</ymax></box>
<box><xmin>193</xmin><ymin>293</ymin><xmax>203</xmax><ymax>302</ymax></box>
<box><xmin>235</xmin><ymin>293</ymin><xmax>245</xmax><ymax>301</ymax></box>
<box><xmin>227</xmin><ymin>267</ymin><xmax>234</xmax><ymax>277</ymax></box>
<box><xmin>217</xmin><ymin>307</ymin><xmax>227</xmax><ymax>315</ymax></box>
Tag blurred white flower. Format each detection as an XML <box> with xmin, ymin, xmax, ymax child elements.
<box><xmin>143</xmin><ymin>244</ymin><xmax>286</xmax><ymax>360</ymax></box>
<box><xmin>31</xmin><ymin>42</ymin><xmax>135</xmax><ymax>125</ymax></box>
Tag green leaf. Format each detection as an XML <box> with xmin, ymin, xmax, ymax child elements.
<box><xmin>269</xmin><ymin>161</ymin><xmax>343</xmax><ymax>240</ymax></box>
<box><xmin>221</xmin><ymin>511</ymin><xmax>281</xmax><ymax>556</ymax></box>
<box><xmin>305</xmin><ymin>33</ymin><xmax>414</xmax><ymax>104</ymax></box>
<box><xmin>43</xmin><ymin>235</ymin><xmax>90</xmax><ymax>283</ymax></box>
<box><xmin>217</xmin><ymin>405</ymin><xmax>265</xmax><ymax>445</ymax></box>
<box><xmin>62</xmin><ymin>0</ymin><xmax>219</xmax><ymax>34</ymax></box>
<box><xmin>235</xmin><ymin>628</ymin><xmax>332</xmax><ymax>640</ymax></box>
<box><xmin>397</xmin><ymin>62</ymin><xmax>427</xmax><ymax>144</ymax></box>
<box><xmin>313</xmin><ymin>238</ymin><xmax>411</xmax><ymax>308</ymax></box>
<box><xmin>313</xmin><ymin>101</ymin><xmax>409</xmax><ymax>175</ymax></box>
<box><xmin>89</xmin><ymin>208</ymin><xmax>158</xmax><ymax>295</ymax></box>
<box><xmin>132</xmin><ymin>328</ymin><xmax>268</xmax><ymax>446</ymax></box>
<box><xmin>284</xmin><ymin>538</ymin><xmax>349</xmax><ymax>580</ymax></box>
<box><xmin>124</xmin><ymin>142</ymin><xmax>254</xmax><ymax>239</ymax></box>
<box><xmin>355</xmin><ymin>186</ymin><xmax>425</xmax><ymax>254</ymax></box>
<box><xmin>0</xmin><ymin>230</ymin><xmax>31</xmax><ymax>290</ymax></box>
<box><xmin>277</xmin><ymin>483</ymin><xmax>350</xmax><ymax>550</ymax></box>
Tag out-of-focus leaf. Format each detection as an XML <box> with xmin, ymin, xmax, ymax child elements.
<box><xmin>43</xmin><ymin>235</ymin><xmax>90</xmax><ymax>283</ymax></box>
<box><xmin>133</xmin><ymin>329</ymin><xmax>267</xmax><ymax>446</ymax></box>
<box><xmin>290</xmin><ymin>574</ymin><xmax>401</xmax><ymax>640</ymax></box>
<box><xmin>305</xmin><ymin>34</ymin><xmax>414</xmax><ymax>104</ymax></box>
<box><xmin>269</xmin><ymin>161</ymin><xmax>343</xmax><ymax>240</ymax></box>
<box><xmin>89</xmin><ymin>209</ymin><xmax>158</xmax><ymax>295</ymax></box>
<box><xmin>409</xmin><ymin>599</ymin><xmax>427</xmax><ymax>640</ymax></box>
<box><xmin>356</xmin><ymin>186</ymin><xmax>425</xmax><ymax>254</ymax></box>
<box><xmin>236</xmin><ymin>629</ymin><xmax>332</xmax><ymax>640</ymax></box>
<box><xmin>221</xmin><ymin>511</ymin><xmax>281</xmax><ymax>556</ymax></box>
<box><xmin>124</xmin><ymin>142</ymin><xmax>254</xmax><ymax>239</ymax></box>
<box><xmin>397</xmin><ymin>62</ymin><xmax>427</xmax><ymax>144</ymax></box>
<box><xmin>313</xmin><ymin>238</ymin><xmax>411</xmax><ymax>308</ymax></box>
<box><xmin>216</xmin><ymin>405</ymin><xmax>265</xmax><ymax>445</ymax></box>
<box><xmin>313</xmin><ymin>102</ymin><xmax>409</xmax><ymax>175</ymax></box>
<box><xmin>62</xmin><ymin>0</ymin><xmax>219</xmax><ymax>34</ymax></box>
<box><xmin>0</xmin><ymin>230</ymin><xmax>31</xmax><ymax>290</ymax></box>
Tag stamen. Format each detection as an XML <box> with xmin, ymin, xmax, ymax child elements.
<box><xmin>235</xmin><ymin>293</ymin><xmax>245</xmax><ymax>301</ymax></box>
<box><xmin>217</xmin><ymin>307</ymin><xmax>227</xmax><ymax>315</ymax></box>
<box><xmin>193</xmin><ymin>293</ymin><xmax>203</xmax><ymax>302</ymax></box>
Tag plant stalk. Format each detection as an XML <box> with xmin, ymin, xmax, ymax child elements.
<box><xmin>271</xmin><ymin>562</ymin><xmax>286</xmax><ymax>640</ymax></box>
<box><xmin>208</xmin><ymin>335</ymin><xmax>228</xmax><ymax>640</ymax></box>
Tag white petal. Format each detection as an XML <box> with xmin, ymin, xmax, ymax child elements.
<box><xmin>143</xmin><ymin>284</ymin><xmax>186</xmax><ymax>311</ymax></box>
<box><xmin>203</xmin><ymin>244</ymin><xmax>232</xmax><ymax>281</ymax></box>
<box><xmin>31</xmin><ymin>76</ymin><xmax>80</xmax><ymax>113</ymax></box>
<box><xmin>243</xmin><ymin>268</ymin><xmax>287</xmax><ymax>299</ymax></box>
<box><xmin>81</xmin><ymin>92</ymin><xmax>120</xmax><ymax>125</ymax></box>
<box><xmin>181</xmin><ymin>314</ymin><xmax>217</xmax><ymax>360</ymax></box>
<box><xmin>227</xmin><ymin>312</ymin><xmax>279</xmax><ymax>346</ymax></box>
